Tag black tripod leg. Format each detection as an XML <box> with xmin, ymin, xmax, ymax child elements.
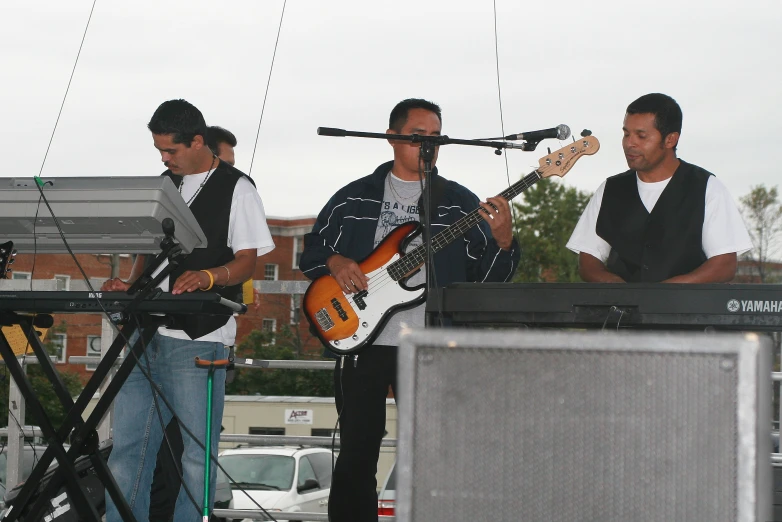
<box><xmin>23</xmin><ymin>324</ymin><xmax>158</xmax><ymax>522</ymax></box>
<box><xmin>0</xmin><ymin>333</ymin><xmax>102</xmax><ymax>522</ymax></box>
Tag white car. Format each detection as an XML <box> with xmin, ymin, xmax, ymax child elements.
<box><xmin>219</xmin><ymin>446</ymin><xmax>334</xmax><ymax>521</ymax></box>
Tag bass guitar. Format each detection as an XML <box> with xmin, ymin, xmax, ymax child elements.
<box><xmin>303</xmin><ymin>136</ymin><xmax>600</xmax><ymax>354</ymax></box>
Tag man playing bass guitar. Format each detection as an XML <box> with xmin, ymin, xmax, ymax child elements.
<box><xmin>299</xmin><ymin>98</ymin><xmax>520</xmax><ymax>522</ymax></box>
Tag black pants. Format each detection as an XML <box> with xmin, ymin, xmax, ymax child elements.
<box><xmin>329</xmin><ymin>345</ymin><xmax>398</xmax><ymax>522</ymax></box>
<box><xmin>149</xmin><ymin>419</ymin><xmax>184</xmax><ymax>522</ymax></box>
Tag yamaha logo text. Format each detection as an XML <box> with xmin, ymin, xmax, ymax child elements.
<box><xmin>727</xmin><ymin>299</ymin><xmax>782</xmax><ymax>313</ymax></box>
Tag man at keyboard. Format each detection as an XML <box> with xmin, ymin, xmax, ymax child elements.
<box><xmin>101</xmin><ymin>99</ymin><xmax>275</xmax><ymax>522</ymax></box>
<box><xmin>567</xmin><ymin>93</ymin><xmax>751</xmax><ymax>283</ymax></box>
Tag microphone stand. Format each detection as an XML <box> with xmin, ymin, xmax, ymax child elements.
<box><xmin>317</xmin><ymin>127</ymin><xmax>528</xmax><ymax>326</ymax></box>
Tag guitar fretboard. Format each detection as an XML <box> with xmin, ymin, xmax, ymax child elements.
<box><xmin>386</xmin><ymin>170</ymin><xmax>542</xmax><ymax>281</ymax></box>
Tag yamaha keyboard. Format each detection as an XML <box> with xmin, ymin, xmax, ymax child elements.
<box><xmin>427</xmin><ymin>283</ymin><xmax>782</xmax><ymax>330</ymax></box>
<box><xmin>0</xmin><ymin>290</ymin><xmax>245</xmax><ymax>315</ymax></box>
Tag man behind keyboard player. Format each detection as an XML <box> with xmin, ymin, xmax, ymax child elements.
<box><xmin>101</xmin><ymin>99</ymin><xmax>274</xmax><ymax>522</ymax></box>
<box><xmin>566</xmin><ymin>93</ymin><xmax>751</xmax><ymax>283</ymax></box>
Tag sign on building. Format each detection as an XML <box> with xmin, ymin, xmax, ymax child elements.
<box><xmin>284</xmin><ymin>409</ymin><xmax>313</xmax><ymax>425</ymax></box>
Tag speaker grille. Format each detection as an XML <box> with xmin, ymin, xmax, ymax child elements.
<box><xmin>408</xmin><ymin>345</ymin><xmax>739</xmax><ymax>522</ymax></box>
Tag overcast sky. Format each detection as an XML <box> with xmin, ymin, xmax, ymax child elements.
<box><xmin>2</xmin><ymin>0</ymin><xmax>780</xmax><ymax>218</ymax></box>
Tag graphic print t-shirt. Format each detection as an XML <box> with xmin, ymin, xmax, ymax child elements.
<box><xmin>372</xmin><ymin>172</ymin><xmax>425</xmax><ymax>346</ymax></box>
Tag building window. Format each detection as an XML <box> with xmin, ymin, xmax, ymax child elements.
<box><xmin>292</xmin><ymin>236</ymin><xmax>305</xmax><ymax>270</ymax></box>
<box><xmin>249</xmin><ymin>427</ymin><xmax>285</xmax><ymax>436</ymax></box>
<box><xmin>264</xmin><ymin>264</ymin><xmax>279</xmax><ymax>281</ymax></box>
<box><xmin>12</xmin><ymin>272</ymin><xmax>31</xmax><ymax>280</ymax></box>
<box><xmin>54</xmin><ymin>275</ymin><xmax>70</xmax><ymax>291</ymax></box>
<box><xmin>86</xmin><ymin>335</ymin><xmax>101</xmax><ymax>371</ymax></box>
<box><xmin>262</xmin><ymin>318</ymin><xmax>277</xmax><ymax>345</ymax></box>
<box><xmin>290</xmin><ymin>294</ymin><xmax>301</xmax><ymax>325</ymax></box>
<box><xmin>50</xmin><ymin>333</ymin><xmax>67</xmax><ymax>364</ymax></box>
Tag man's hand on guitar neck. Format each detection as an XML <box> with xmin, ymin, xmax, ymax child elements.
<box><xmin>478</xmin><ymin>196</ymin><xmax>513</xmax><ymax>250</ymax></box>
<box><xmin>327</xmin><ymin>254</ymin><xmax>369</xmax><ymax>294</ymax></box>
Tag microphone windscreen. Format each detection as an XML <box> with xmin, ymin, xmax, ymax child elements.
<box><xmin>317</xmin><ymin>127</ymin><xmax>347</xmax><ymax>137</ymax></box>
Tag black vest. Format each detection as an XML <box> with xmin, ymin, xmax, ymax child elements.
<box><xmin>595</xmin><ymin>160</ymin><xmax>712</xmax><ymax>282</ymax></box>
<box><xmin>162</xmin><ymin>161</ymin><xmax>248</xmax><ymax>338</ymax></box>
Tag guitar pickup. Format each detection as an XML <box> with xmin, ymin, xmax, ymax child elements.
<box><xmin>330</xmin><ymin>298</ymin><xmax>349</xmax><ymax>321</ymax></box>
<box><xmin>315</xmin><ymin>308</ymin><xmax>335</xmax><ymax>331</ymax></box>
<box><xmin>353</xmin><ymin>290</ymin><xmax>368</xmax><ymax>310</ymax></box>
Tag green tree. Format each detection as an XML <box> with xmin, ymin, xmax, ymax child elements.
<box><xmin>0</xmin><ymin>322</ymin><xmax>83</xmax><ymax>431</ymax></box>
<box><xmin>512</xmin><ymin>178</ymin><xmax>592</xmax><ymax>282</ymax></box>
<box><xmin>226</xmin><ymin>327</ymin><xmax>334</xmax><ymax>397</ymax></box>
<box><xmin>739</xmin><ymin>184</ymin><xmax>782</xmax><ymax>283</ymax></box>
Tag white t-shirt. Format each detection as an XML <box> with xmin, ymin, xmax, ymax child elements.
<box><xmin>566</xmin><ymin>174</ymin><xmax>752</xmax><ymax>264</ymax></box>
<box><xmin>154</xmin><ymin>171</ymin><xmax>275</xmax><ymax>345</ymax></box>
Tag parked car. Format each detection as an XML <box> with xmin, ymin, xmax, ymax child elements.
<box><xmin>377</xmin><ymin>461</ymin><xmax>396</xmax><ymax>518</ymax></box>
<box><xmin>219</xmin><ymin>446</ymin><xmax>334</xmax><ymax>521</ymax></box>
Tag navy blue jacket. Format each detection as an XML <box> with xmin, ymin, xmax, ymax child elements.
<box><xmin>299</xmin><ymin>161</ymin><xmax>521</xmax><ymax>287</ymax></box>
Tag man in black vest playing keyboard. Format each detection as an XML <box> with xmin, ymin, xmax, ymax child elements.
<box><xmin>567</xmin><ymin>93</ymin><xmax>751</xmax><ymax>283</ymax></box>
<box><xmin>102</xmin><ymin>99</ymin><xmax>275</xmax><ymax>522</ymax></box>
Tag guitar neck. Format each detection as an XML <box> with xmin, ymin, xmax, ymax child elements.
<box><xmin>387</xmin><ymin>170</ymin><xmax>541</xmax><ymax>280</ymax></box>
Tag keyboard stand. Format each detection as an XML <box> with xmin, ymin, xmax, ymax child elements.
<box><xmin>0</xmin><ymin>312</ymin><xmax>153</xmax><ymax>521</ymax></box>
<box><xmin>0</xmin><ymin>220</ymin><xmax>192</xmax><ymax>522</ymax></box>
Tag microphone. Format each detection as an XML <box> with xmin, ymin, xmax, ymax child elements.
<box><xmin>504</xmin><ymin>124</ymin><xmax>570</xmax><ymax>142</ymax></box>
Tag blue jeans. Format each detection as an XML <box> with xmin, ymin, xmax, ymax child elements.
<box><xmin>105</xmin><ymin>331</ymin><xmax>226</xmax><ymax>522</ymax></box>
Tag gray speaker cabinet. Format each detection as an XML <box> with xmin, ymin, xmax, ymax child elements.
<box><xmin>396</xmin><ymin>329</ymin><xmax>771</xmax><ymax>522</ymax></box>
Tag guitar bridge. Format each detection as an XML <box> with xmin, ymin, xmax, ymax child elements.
<box><xmin>315</xmin><ymin>308</ymin><xmax>335</xmax><ymax>331</ymax></box>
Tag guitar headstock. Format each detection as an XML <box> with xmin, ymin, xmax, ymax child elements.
<box><xmin>0</xmin><ymin>241</ymin><xmax>16</xmax><ymax>279</ymax></box>
<box><xmin>537</xmin><ymin>135</ymin><xmax>600</xmax><ymax>178</ymax></box>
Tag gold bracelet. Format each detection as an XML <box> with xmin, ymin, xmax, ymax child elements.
<box><xmin>200</xmin><ymin>270</ymin><xmax>214</xmax><ymax>291</ymax></box>
<box><xmin>220</xmin><ymin>265</ymin><xmax>230</xmax><ymax>286</ymax></box>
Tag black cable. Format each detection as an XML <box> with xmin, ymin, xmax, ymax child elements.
<box><xmin>35</xmin><ymin>0</ymin><xmax>98</xmax><ymax>181</ymax></box>
<box><xmin>15</xmin><ymin>0</ymin><xmax>260</xmax><ymax>517</ymax></box>
<box><xmin>4</xmin><ymin>391</ymin><xmax>56</xmax><ymax>520</ymax></box>
<box><xmin>248</xmin><ymin>0</ymin><xmax>287</xmax><ymax>176</ymax></box>
<box><xmin>330</xmin><ymin>356</ymin><xmax>346</xmax><ymax>481</ymax></box>
<box><xmin>32</xmin><ymin>140</ymin><xmax>277</xmax><ymax>521</ymax></box>
<box><xmin>132</xmin><ymin>318</ymin><xmax>200</xmax><ymax>517</ymax></box>
<box><xmin>11</xmin><ymin>189</ymin><xmax>49</xmax><ymax>515</ymax></box>
<box><xmin>129</xmin><ymin>317</ymin><xmax>277</xmax><ymax>521</ymax></box>
<box><xmin>491</xmin><ymin>0</ymin><xmax>522</xmax><ymax>248</ymax></box>
<box><xmin>28</xmin><ymin>183</ymin><xmax>201</xmax><ymax>517</ymax></box>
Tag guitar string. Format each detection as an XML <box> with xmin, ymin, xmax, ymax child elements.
<box><xmin>339</xmin><ymin>169</ymin><xmax>543</xmax><ymax>305</ymax></box>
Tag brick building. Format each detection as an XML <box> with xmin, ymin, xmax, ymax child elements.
<box><xmin>2</xmin><ymin>216</ymin><xmax>319</xmax><ymax>383</ymax></box>
<box><xmin>734</xmin><ymin>259</ymin><xmax>782</xmax><ymax>284</ymax></box>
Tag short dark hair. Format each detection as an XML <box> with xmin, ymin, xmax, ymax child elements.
<box><xmin>206</xmin><ymin>126</ymin><xmax>237</xmax><ymax>155</ymax></box>
<box><xmin>389</xmin><ymin>98</ymin><xmax>442</xmax><ymax>132</ymax></box>
<box><xmin>147</xmin><ymin>99</ymin><xmax>208</xmax><ymax>147</ymax></box>
<box><xmin>626</xmin><ymin>93</ymin><xmax>683</xmax><ymax>142</ymax></box>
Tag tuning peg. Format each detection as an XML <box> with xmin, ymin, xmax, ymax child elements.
<box><xmin>580</xmin><ymin>129</ymin><xmax>592</xmax><ymax>137</ymax></box>
<box><xmin>547</xmin><ymin>147</ymin><xmax>551</xmax><ymax>154</ymax></box>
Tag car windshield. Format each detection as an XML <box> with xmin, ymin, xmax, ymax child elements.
<box><xmin>220</xmin><ymin>454</ymin><xmax>295</xmax><ymax>491</ymax></box>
